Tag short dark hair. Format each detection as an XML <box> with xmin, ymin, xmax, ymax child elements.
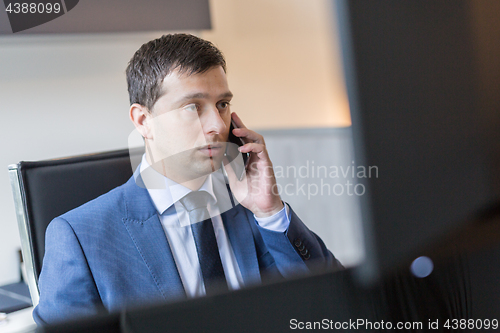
<box><xmin>126</xmin><ymin>34</ymin><xmax>226</xmax><ymax>111</ymax></box>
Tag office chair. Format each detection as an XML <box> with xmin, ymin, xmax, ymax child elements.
<box><xmin>8</xmin><ymin>147</ymin><xmax>144</xmax><ymax>307</ymax></box>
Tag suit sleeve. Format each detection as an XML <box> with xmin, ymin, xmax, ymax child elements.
<box><xmin>33</xmin><ymin>217</ymin><xmax>104</xmax><ymax>325</ymax></box>
<box><xmin>254</xmin><ymin>204</ymin><xmax>343</xmax><ymax>278</ymax></box>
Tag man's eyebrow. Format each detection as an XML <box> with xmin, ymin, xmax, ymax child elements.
<box><xmin>179</xmin><ymin>93</ymin><xmax>209</xmax><ymax>102</ymax></box>
<box><xmin>176</xmin><ymin>92</ymin><xmax>233</xmax><ymax>104</ymax></box>
<box><xmin>220</xmin><ymin>92</ymin><xmax>233</xmax><ymax>99</ymax></box>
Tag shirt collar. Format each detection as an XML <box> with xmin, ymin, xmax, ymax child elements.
<box><xmin>140</xmin><ymin>154</ymin><xmax>217</xmax><ymax>215</ymax></box>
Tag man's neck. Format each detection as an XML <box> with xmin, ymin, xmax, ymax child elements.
<box><xmin>173</xmin><ymin>173</ymin><xmax>207</xmax><ymax>191</ymax></box>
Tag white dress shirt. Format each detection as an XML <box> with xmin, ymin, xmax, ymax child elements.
<box><xmin>139</xmin><ymin>155</ymin><xmax>290</xmax><ymax>297</ymax></box>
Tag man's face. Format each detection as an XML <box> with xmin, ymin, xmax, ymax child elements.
<box><xmin>145</xmin><ymin>66</ymin><xmax>233</xmax><ymax>183</ymax></box>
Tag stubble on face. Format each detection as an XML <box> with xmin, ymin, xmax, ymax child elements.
<box><xmin>144</xmin><ymin>66</ymin><xmax>232</xmax><ymax>189</ymax></box>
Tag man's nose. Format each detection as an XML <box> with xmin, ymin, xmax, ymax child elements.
<box><xmin>202</xmin><ymin>108</ymin><xmax>227</xmax><ymax>135</ymax></box>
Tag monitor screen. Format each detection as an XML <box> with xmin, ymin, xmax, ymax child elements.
<box><xmin>335</xmin><ymin>0</ymin><xmax>500</xmax><ymax>285</ymax></box>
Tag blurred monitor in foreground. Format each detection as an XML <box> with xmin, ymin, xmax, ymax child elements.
<box><xmin>335</xmin><ymin>0</ymin><xmax>500</xmax><ymax>285</ymax></box>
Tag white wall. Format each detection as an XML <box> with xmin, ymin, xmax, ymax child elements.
<box><xmin>262</xmin><ymin>128</ymin><xmax>364</xmax><ymax>266</ymax></box>
<box><xmin>202</xmin><ymin>0</ymin><xmax>351</xmax><ymax>129</ymax></box>
<box><xmin>0</xmin><ymin>0</ymin><xmax>360</xmax><ymax>285</ymax></box>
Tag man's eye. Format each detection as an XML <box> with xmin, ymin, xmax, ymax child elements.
<box><xmin>219</xmin><ymin>102</ymin><xmax>230</xmax><ymax>109</ymax></box>
<box><xmin>183</xmin><ymin>104</ymin><xmax>198</xmax><ymax>112</ymax></box>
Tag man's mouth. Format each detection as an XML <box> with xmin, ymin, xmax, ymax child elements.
<box><xmin>198</xmin><ymin>144</ymin><xmax>224</xmax><ymax>157</ymax></box>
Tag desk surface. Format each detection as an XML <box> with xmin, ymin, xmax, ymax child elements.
<box><xmin>0</xmin><ymin>307</ymin><xmax>36</xmax><ymax>333</ymax></box>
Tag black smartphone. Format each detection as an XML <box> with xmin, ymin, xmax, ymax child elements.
<box><xmin>225</xmin><ymin>120</ymin><xmax>250</xmax><ymax>180</ymax></box>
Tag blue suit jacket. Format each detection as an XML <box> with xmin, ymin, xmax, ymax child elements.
<box><xmin>33</xmin><ymin>175</ymin><xmax>340</xmax><ymax>325</ymax></box>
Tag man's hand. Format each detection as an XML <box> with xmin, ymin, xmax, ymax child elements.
<box><xmin>224</xmin><ymin>112</ymin><xmax>284</xmax><ymax>218</ymax></box>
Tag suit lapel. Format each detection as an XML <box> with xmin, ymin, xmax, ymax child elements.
<box><xmin>221</xmin><ymin>205</ymin><xmax>261</xmax><ymax>286</ymax></box>
<box><xmin>121</xmin><ymin>169</ymin><xmax>262</xmax><ymax>297</ymax></box>
<box><xmin>121</xmin><ymin>175</ymin><xmax>186</xmax><ymax>301</ymax></box>
<box><xmin>212</xmin><ymin>174</ymin><xmax>261</xmax><ymax>287</ymax></box>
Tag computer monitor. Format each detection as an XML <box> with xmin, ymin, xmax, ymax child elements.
<box><xmin>334</xmin><ymin>0</ymin><xmax>500</xmax><ymax>285</ymax></box>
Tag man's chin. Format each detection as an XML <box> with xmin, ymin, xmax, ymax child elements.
<box><xmin>170</xmin><ymin>158</ymin><xmax>223</xmax><ymax>182</ymax></box>
<box><xmin>148</xmin><ymin>148</ymin><xmax>224</xmax><ymax>184</ymax></box>
<box><xmin>201</xmin><ymin>155</ymin><xmax>224</xmax><ymax>174</ymax></box>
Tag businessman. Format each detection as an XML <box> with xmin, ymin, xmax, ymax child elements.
<box><xmin>34</xmin><ymin>34</ymin><xmax>342</xmax><ymax>325</ymax></box>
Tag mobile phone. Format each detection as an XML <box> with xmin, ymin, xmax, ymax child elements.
<box><xmin>225</xmin><ymin>120</ymin><xmax>250</xmax><ymax>181</ymax></box>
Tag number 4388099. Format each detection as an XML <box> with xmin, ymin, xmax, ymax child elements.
<box><xmin>5</xmin><ymin>2</ymin><xmax>61</xmax><ymax>14</ymax></box>
<box><xmin>444</xmin><ymin>319</ymin><xmax>498</xmax><ymax>330</ymax></box>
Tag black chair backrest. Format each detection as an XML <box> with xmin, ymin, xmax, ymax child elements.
<box><xmin>15</xmin><ymin>148</ymin><xmax>143</xmax><ymax>281</ymax></box>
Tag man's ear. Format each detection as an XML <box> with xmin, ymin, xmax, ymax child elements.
<box><xmin>130</xmin><ymin>103</ymin><xmax>153</xmax><ymax>140</ymax></box>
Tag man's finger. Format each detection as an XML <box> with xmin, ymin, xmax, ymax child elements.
<box><xmin>231</xmin><ymin>112</ymin><xmax>247</xmax><ymax>129</ymax></box>
<box><xmin>239</xmin><ymin>143</ymin><xmax>269</xmax><ymax>159</ymax></box>
<box><xmin>233</xmin><ymin>127</ymin><xmax>264</xmax><ymax>144</ymax></box>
